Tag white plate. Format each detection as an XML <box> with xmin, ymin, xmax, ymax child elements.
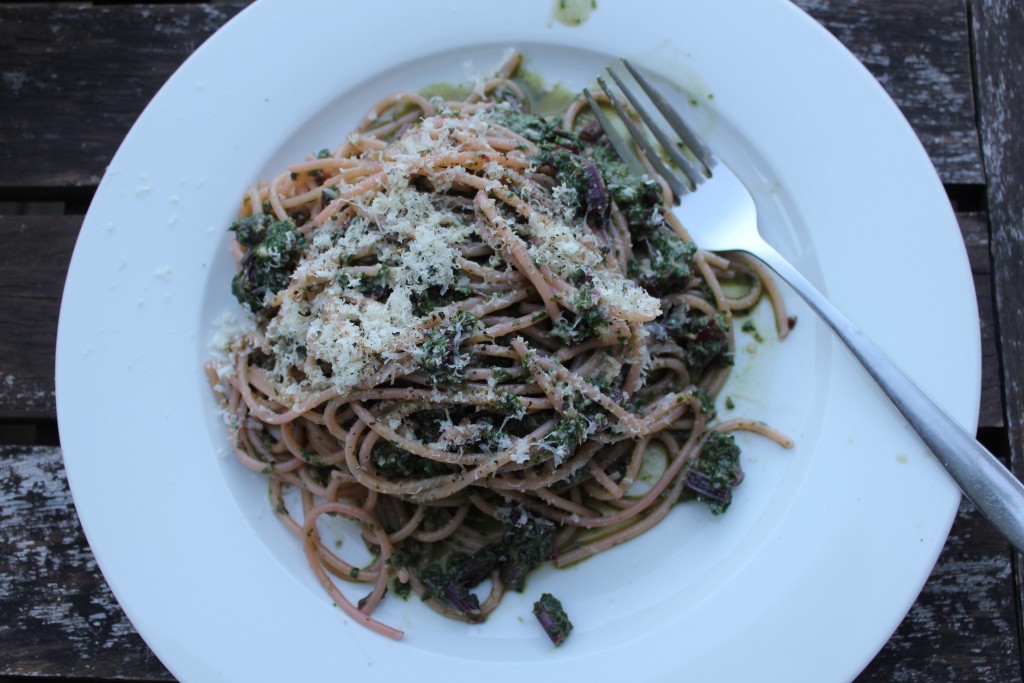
<box><xmin>56</xmin><ymin>1</ymin><xmax>979</xmax><ymax>681</ymax></box>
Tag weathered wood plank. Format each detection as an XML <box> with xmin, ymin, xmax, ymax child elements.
<box><xmin>0</xmin><ymin>3</ymin><xmax>246</xmax><ymax>190</ymax></box>
<box><xmin>1</xmin><ymin>213</ymin><xmax>1001</xmax><ymax>427</ymax></box>
<box><xmin>857</xmin><ymin>498</ymin><xmax>1019</xmax><ymax>681</ymax></box>
<box><xmin>795</xmin><ymin>0</ymin><xmax>983</xmax><ymax>184</ymax></box>
<box><xmin>969</xmin><ymin>0</ymin><xmax>1024</xmax><ymax>661</ymax></box>
<box><xmin>0</xmin><ymin>446</ymin><xmax>171</xmax><ymax>680</ymax></box>
<box><xmin>0</xmin><ymin>1</ymin><xmax>981</xmax><ymax>190</ymax></box>
<box><xmin>0</xmin><ymin>445</ymin><xmax>1015</xmax><ymax>680</ymax></box>
<box><xmin>961</xmin><ymin>212</ymin><xmax>1004</xmax><ymax>429</ymax></box>
<box><xmin>0</xmin><ymin>215</ymin><xmax>79</xmax><ymax>420</ymax></box>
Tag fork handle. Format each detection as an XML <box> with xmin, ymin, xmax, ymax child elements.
<box><xmin>756</xmin><ymin>244</ymin><xmax>1024</xmax><ymax>555</ymax></box>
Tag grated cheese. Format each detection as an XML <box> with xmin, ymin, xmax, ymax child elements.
<box><xmin>226</xmin><ymin>102</ymin><xmax>661</xmax><ymax>406</ymax></box>
<box><xmin>208</xmin><ymin>311</ymin><xmax>254</xmax><ymax>380</ymax></box>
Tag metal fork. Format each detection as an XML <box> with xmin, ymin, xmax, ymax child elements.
<box><xmin>592</xmin><ymin>59</ymin><xmax>1024</xmax><ymax>554</ymax></box>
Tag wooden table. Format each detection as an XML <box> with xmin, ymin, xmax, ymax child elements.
<box><xmin>2</xmin><ymin>1</ymin><xmax>1022</xmax><ymax>680</ymax></box>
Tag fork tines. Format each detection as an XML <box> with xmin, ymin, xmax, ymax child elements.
<box><xmin>593</xmin><ymin>59</ymin><xmax>717</xmax><ymax>204</ymax></box>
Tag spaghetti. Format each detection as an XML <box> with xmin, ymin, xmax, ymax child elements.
<box><xmin>208</xmin><ymin>52</ymin><xmax>793</xmax><ymax>640</ymax></box>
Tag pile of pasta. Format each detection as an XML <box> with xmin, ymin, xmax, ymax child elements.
<box><xmin>208</xmin><ymin>53</ymin><xmax>792</xmax><ymax>639</ymax></box>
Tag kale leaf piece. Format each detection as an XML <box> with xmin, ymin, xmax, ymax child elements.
<box><xmin>229</xmin><ymin>214</ymin><xmax>306</xmax><ymax>313</ymax></box>
<box><xmin>685</xmin><ymin>431</ymin><xmax>743</xmax><ymax>515</ymax></box>
<box><xmin>408</xmin><ymin>503</ymin><xmax>555</xmax><ymax>621</ymax></box>
<box><xmin>496</xmin><ymin>503</ymin><xmax>556</xmax><ymax>592</ymax></box>
<box><xmin>532</xmin><ymin>593</ymin><xmax>573</xmax><ymax>646</ymax></box>
<box><xmin>490</xmin><ymin>106</ymin><xmax>663</xmax><ymax>229</ymax></box>
<box><xmin>419</xmin><ymin>564</ymin><xmax>484</xmax><ymax>621</ymax></box>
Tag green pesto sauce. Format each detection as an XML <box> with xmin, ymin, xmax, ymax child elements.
<box><xmin>623</xmin><ymin>441</ymin><xmax>668</xmax><ymax>499</ymax></box>
<box><xmin>515</xmin><ymin>68</ymin><xmax>577</xmax><ymax>117</ymax></box>
<box><xmin>552</xmin><ymin>0</ymin><xmax>597</xmax><ymax>27</ymax></box>
<box><xmin>719</xmin><ymin>276</ymin><xmax>755</xmax><ymax>300</ymax></box>
<box><xmin>533</xmin><ymin>86</ymin><xmax>577</xmax><ymax>117</ymax></box>
<box><xmin>419</xmin><ymin>62</ymin><xmax>577</xmax><ymax>118</ymax></box>
<box><xmin>419</xmin><ymin>81</ymin><xmax>473</xmax><ymax>101</ymax></box>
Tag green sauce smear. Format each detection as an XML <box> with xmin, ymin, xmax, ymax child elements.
<box><xmin>552</xmin><ymin>0</ymin><xmax>597</xmax><ymax>27</ymax></box>
<box><xmin>419</xmin><ymin>61</ymin><xmax>577</xmax><ymax>118</ymax></box>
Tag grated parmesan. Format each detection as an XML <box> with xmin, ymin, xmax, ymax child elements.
<box><xmin>219</xmin><ymin>103</ymin><xmax>660</xmax><ymax>406</ymax></box>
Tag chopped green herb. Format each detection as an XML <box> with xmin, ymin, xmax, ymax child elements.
<box><xmin>493</xmin><ymin>367</ymin><xmax>514</xmax><ymax>382</ymax></box>
<box><xmin>388</xmin><ymin>540</ymin><xmax>426</xmax><ymax>569</ymax></box>
<box><xmin>546</xmin><ymin>148</ymin><xmax>591</xmax><ymax>217</ymax></box>
<box><xmin>298</xmin><ymin>448</ymin><xmax>329</xmax><ymax>468</ymax></box>
<box><xmin>551</xmin><ymin>284</ymin><xmax>607</xmax><ymax>345</ymax></box>
<box><xmin>229</xmin><ymin>214</ymin><xmax>306</xmax><ymax>314</ymax></box>
<box><xmin>371</xmin><ymin>440</ymin><xmax>453</xmax><ymax>480</ymax></box>
<box><xmin>665</xmin><ymin>310</ymin><xmax>733</xmax><ymax>374</ymax></box>
<box><xmin>410</xmin><ymin>283</ymin><xmax>473</xmax><ymax>316</ymax></box>
<box><xmin>392</xmin><ymin>580</ymin><xmax>412</xmax><ymax>599</ymax></box>
<box><xmin>628</xmin><ymin>229</ymin><xmax>697</xmax><ymax>295</ymax></box>
<box><xmin>686</xmin><ymin>432</ymin><xmax>743</xmax><ymax>514</ymax></box>
<box><xmin>496</xmin><ymin>391</ymin><xmax>527</xmax><ymax>419</ymax></box>
<box><xmin>587</xmin><ymin>144</ymin><xmax>663</xmax><ymax>230</ymax></box>
<box><xmin>488</xmin><ymin>107</ymin><xmax>579</xmax><ymax>149</ymax></box>
<box><xmin>544</xmin><ymin>390</ymin><xmax>607</xmax><ymax>462</ymax></box>
<box><xmin>418</xmin><ymin>311</ymin><xmax>477</xmax><ymax>386</ymax></box>
<box><xmin>696</xmin><ymin>388</ymin><xmax>717</xmax><ymax>421</ymax></box>
<box><xmin>741</xmin><ymin>319</ymin><xmax>765</xmax><ymax>343</ymax></box>
<box><xmin>356</xmin><ymin>263</ymin><xmax>392</xmax><ymax>299</ymax></box>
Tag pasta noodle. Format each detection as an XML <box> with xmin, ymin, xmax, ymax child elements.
<box><xmin>207</xmin><ymin>52</ymin><xmax>793</xmax><ymax>641</ymax></box>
